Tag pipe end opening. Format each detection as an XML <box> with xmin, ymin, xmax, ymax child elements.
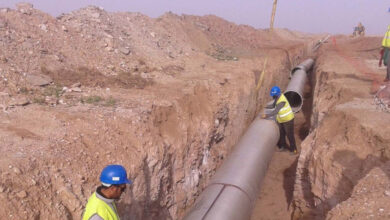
<box><xmin>284</xmin><ymin>91</ymin><xmax>302</xmax><ymax>113</ymax></box>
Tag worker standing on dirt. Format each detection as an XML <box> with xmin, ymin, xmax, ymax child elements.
<box><xmin>262</xmin><ymin>86</ymin><xmax>297</xmax><ymax>154</ymax></box>
<box><xmin>353</xmin><ymin>22</ymin><xmax>365</xmax><ymax>37</ymax></box>
<box><xmin>83</xmin><ymin>164</ymin><xmax>132</xmax><ymax>220</ymax></box>
<box><xmin>380</xmin><ymin>25</ymin><xmax>390</xmax><ymax>82</ymax></box>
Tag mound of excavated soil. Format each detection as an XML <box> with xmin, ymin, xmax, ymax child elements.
<box><xmin>292</xmin><ymin>36</ymin><xmax>390</xmax><ymax>220</ymax></box>
<box><xmin>0</xmin><ymin>3</ymin><xmax>317</xmax><ymax>219</ymax></box>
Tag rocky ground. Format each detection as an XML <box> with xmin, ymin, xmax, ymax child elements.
<box><xmin>3</xmin><ymin>3</ymin><xmax>387</xmax><ymax>220</ymax></box>
<box><xmin>0</xmin><ymin>3</ymin><xmax>320</xmax><ymax>220</ymax></box>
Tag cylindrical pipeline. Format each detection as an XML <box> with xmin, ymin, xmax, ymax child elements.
<box><xmin>284</xmin><ymin>69</ymin><xmax>307</xmax><ymax>113</ymax></box>
<box><xmin>285</xmin><ymin>59</ymin><xmax>314</xmax><ymax>112</ymax></box>
<box><xmin>183</xmin><ymin>59</ymin><xmax>314</xmax><ymax>220</ymax></box>
<box><xmin>184</xmin><ymin>184</ymin><xmax>252</xmax><ymax>220</ymax></box>
<box><xmin>291</xmin><ymin>58</ymin><xmax>314</xmax><ymax>75</ymax></box>
<box><xmin>183</xmin><ymin>118</ymin><xmax>279</xmax><ymax>220</ymax></box>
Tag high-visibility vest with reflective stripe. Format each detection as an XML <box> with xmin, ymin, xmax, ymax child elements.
<box><xmin>382</xmin><ymin>25</ymin><xmax>390</xmax><ymax>48</ymax></box>
<box><xmin>82</xmin><ymin>192</ymin><xmax>119</xmax><ymax>220</ymax></box>
<box><xmin>276</xmin><ymin>94</ymin><xmax>294</xmax><ymax>123</ymax></box>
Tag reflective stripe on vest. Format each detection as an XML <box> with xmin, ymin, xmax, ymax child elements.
<box><xmin>276</xmin><ymin>94</ymin><xmax>294</xmax><ymax>123</ymax></box>
<box><xmin>82</xmin><ymin>192</ymin><xmax>119</xmax><ymax>220</ymax></box>
<box><xmin>382</xmin><ymin>29</ymin><xmax>390</xmax><ymax>48</ymax></box>
<box><xmin>279</xmin><ymin>110</ymin><xmax>293</xmax><ymax>118</ymax></box>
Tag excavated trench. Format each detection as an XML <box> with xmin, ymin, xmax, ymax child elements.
<box><xmin>181</xmin><ymin>53</ymin><xmax>320</xmax><ymax>220</ymax></box>
<box><xmin>111</xmin><ymin>46</ymin><xmax>314</xmax><ymax>220</ymax></box>
<box><xmin>0</xmin><ymin>8</ymin><xmax>323</xmax><ymax>218</ymax></box>
<box><xmin>106</xmin><ymin>36</ymin><xmax>390</xmax><ymax>220</ymax></box>
<box><xmin>290</xmin><ymin>38</ymin><xmax>390</xmax><ymax>220</ymax></box>
<box><xmin>250</xmin><ymin>58</ymin><xmax>316</xmax><ymax>220</ymax></box>
<box><xmin>6</xmin><ymin>6</ymin><xmax>388</xmax><ymax>220</ymax></box>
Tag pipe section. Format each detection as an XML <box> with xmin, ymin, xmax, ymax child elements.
<box><xmin>285</xmin><ymin>59</ymin><xmax>314</xmax><ymax>112</ymax></box>
<box><xmin>291</xmin><ymin>58</ymin><xmax>314</xmax><ymax>75</ymax></box>
<box><xmin>184</xmin><ymin>58</ymin><xmax>315</xmax><ymax>220</ymax></box>
<box><xmin>183</xmin><ymin>119</ymin><xmax>279</xmax><ymax>220</ymax></box>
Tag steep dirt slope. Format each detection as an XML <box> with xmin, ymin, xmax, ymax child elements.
<box><xmin>292</xmin><ymin>36</ymin><xmax>390</xmax><ymax>219</ymax></box>
<box><xmin>0</xmin><ymin>3</ymin><xmax>318</xmax><ymax>220</ymax></box>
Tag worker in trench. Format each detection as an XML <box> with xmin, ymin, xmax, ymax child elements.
<box><xmin>83</xmin><ymin>164</ymin><xmax>132</xmax><ymax>220</ymax></box>
<box><xmin>262</xmin><ymin>86</ymin><xmax>297</xmax><ymax>154</ymax></box>
<box><xmin>380</xmin><ymin>25</ymin><xmax>390</xmax><ymax>82</ymax></box>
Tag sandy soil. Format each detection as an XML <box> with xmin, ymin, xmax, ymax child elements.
<box><xmin>7</xmin><ymin>4</ymin><xmax>389</xmax><ymax>220</ymax></box>
<box><xmin>0</xmin><ymin>3</ymin><xmax>320</xmax><ymax>219</ymax></box>
<box><xmin>2</xmin><ymin>4</ymin><xmax>388</xmax><ymax>220</ymax></box>
<box><xmin>251</xmin><ymin>36</ymin><xmax>390</xmax><ymax>220</ymax></box>
<box><xmin>292</xmin><ymin>36</ymin><xmax>390</xmax><ymax>220</ymax></box>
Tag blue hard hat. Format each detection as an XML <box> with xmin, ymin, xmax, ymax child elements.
<box><xmin>100</xmin><ymin>165</ymin><xmax>132</xmax><ymax>185</ymax></box>
<box><xmin>270</xmin><ymin>86</ymin><xmax>281</xmax><ymax>97</ymax></box>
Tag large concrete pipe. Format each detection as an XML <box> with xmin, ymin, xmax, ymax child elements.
<box><xmin>284</xmin><ymin>59</ymin><xmax>314</xmax><ymax>112</ymax></box>
<box><xmin>183</xmin><ymin>119</ymin><xmax>279</xmax><ymax>220</ymax></box>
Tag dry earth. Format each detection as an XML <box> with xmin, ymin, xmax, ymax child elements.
<box><xmin>250</xmin><ymin>36</ymin><xmax>390</xmax><ymax>220</ymax></box>
<box><xmin>292</xmin><ymin>36</ymin><xmax>390</xmax><ymax>219</ymax></box>
<box><xmin>0</xmin><ymin>3</ymin><xmax>321</xmax><ymax>220</ymax></box>
<box><xmin>4</xmin><ymin>3</ymin><xmax>388</xmax><ymax>220</ymax></box>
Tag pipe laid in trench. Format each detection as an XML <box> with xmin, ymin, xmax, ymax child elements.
<box><xmin>291</xmin><ymin>58</ymin><xmax>314</xmax><ymax>74</ymax></box>
<box><xmin>285</xmin><ymin>58</ymin><xmax>314</xmax><ymax>113</ymax></box>
<box><xmin>183</xmin><ymin>119</ymin><xmax>279</xmax><ymax>220</ymax></box>
<box><xmin>183</xmin><ymin>59</ymin><xmax>315</xmax><ymax>220</ymax></box>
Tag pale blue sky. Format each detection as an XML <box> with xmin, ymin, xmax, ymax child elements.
<box><xmin>1</xmin><ymin>0</ymin><xmax>389</xmax><ymax>35</ymax></box>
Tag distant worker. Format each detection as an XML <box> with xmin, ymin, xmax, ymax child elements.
<box><xmin>380</xmin><ymin>25</ymin><xmax>390</xmax><ymax>82</ymax></box>
<box><xmin>353</xmin><ymin>22</ymin><xmax>365</xmax><ymax>37</ymax></box>
<box><xmin>83</xmin><ymin>165</ymin><xmax>132</xmax><ymax>220</ymax></box>
<box><xmin>262</xmin><ymin>86</ymin><xmax>297</xmax><ymax>154</ymax></box>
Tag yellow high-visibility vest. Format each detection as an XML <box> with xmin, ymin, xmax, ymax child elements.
<box><xmin>276</xmin><ymin>94</ymin><xmax>294</xmax><ymax>123</ymax></box>
<box><xmin>382</xmin><ymin>25</ymin><xmax>390</xmax><ymax>48</ymax></box>
<box><xmin>82</xmin><ymin>192</ymin><xmax>119</xmax><ymax>220</ymax></box>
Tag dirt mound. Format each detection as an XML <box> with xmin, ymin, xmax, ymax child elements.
<box><xmin>327</xmin><ymin>161</ymin><xmax>390</xmax><ymax>219</ymax></box>
<box><xmin>0</xmin><ymin>3</ymin><xmax>316</xmax><ymax>219</ymax></box>
<box><xmin>292</xmin><ymin>37</ymin><xmax>390</xmax><ymax>219</ymax></box>
<box><xmin>41</xmin><ymin>66</ymin><xmax>153</xmax><ymax>89</ymax></box>
<box><xmin>273</xmin><ymin>28</ymin><xmax>319</xmax><ymax>41</ymax></box>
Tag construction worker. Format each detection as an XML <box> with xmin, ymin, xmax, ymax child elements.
<box><xmin>83</xmin><ymin>165</ymin><xmax>132</xmax><ymax>220</ymax></box>
<box><xmin>353</xmin><ymin>22</ymin><xmax>365</xmax><ymax>37</ymax></box>
<box><xmin>380</xmin><ymin>25</ymin><xmax>390</xmax><ymax>82</ymax></box>
<box><xmin>262</xmin><ymin>86</ymin><xmax>297</xmax><ymax>154</ymax></box>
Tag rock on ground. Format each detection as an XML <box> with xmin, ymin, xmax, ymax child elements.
<box><xmin>0</xmin><ymin>4</ymin><xmax>321</xmax><ymax>220</ymax></box>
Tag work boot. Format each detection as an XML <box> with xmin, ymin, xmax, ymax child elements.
<box><xmin>277</xmin><ymin>146</ymin><xmax>288</xmax><ymax>152</ymax></box>
<box><xmin>289</xmin><ymin>147</ymin><xmax>298</xmax><ymax>155</ymax></box>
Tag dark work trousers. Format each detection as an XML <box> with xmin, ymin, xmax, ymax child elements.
<box><xmin>277</xmin><ymin>119</ymin><xmax>297</xmax><ymax>151</ymax></box>
<box><xmin>386</xmin><ymin>50</ymin><xmax>390</xmax><ymax>80</ymax></box>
